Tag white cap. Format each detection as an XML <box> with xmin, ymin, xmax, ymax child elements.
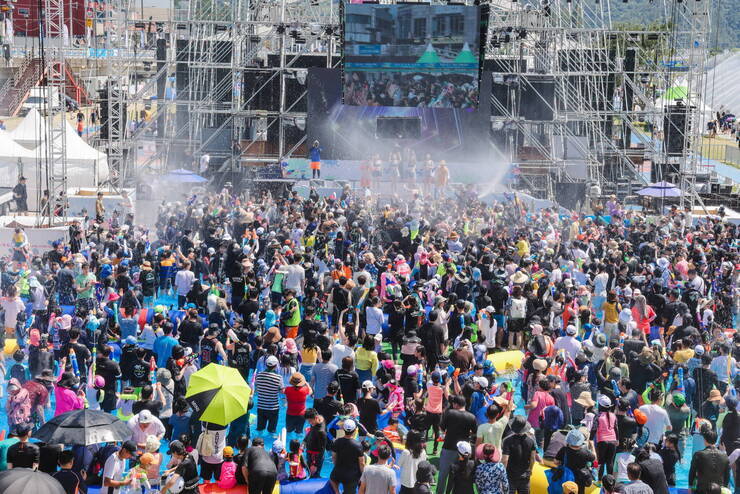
<box><xmin>597</xmin><ymin>395</ymin><xmax>612</xmax><ymax>408</ymax></box>
<box><xmin>473</xmin><ymin>376</ymin><xmax>488</xmax><ymax>388</ymax></box>
<box><xmin>694</xmin><ymin>345</ymin><xmax>705</xmax><ymax>355</ymax></box>
<box><xmin>456</xmin><ymin>441</ymin><xmax>472</xmax><ymax>456</ymax></box>
<box><xmin>343</xmin><ymin>419</ymin><xmax>357</xmax><ymax>432</ymax></box>
<box><xmin>485</xmin><ymin>306</ymin><xmax>495</xmax><ymax>313</ymax></box>
<box><xmin>265</xmin><ymin>355</ymin><xmax>279</xmax><ymax>367</ymax></box>
<box><xmin>271</xmin><ymin>440</ymin><xmax>284</xmax><ymax>453</ymax></box>
<box><xmin>566</xmin><ymin>325</ymin><xmax>578</xmax><ymax>336</ymax></box>
<box><xmin>362</xmin><ymin>380</ymin><xmax>375</xmax><ymax>390</ymax></box>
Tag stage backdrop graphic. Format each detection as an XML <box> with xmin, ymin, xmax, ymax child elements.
<box><xmin>343</xmin><ymin>3</ymin><xmax>483</xmax><ymax>109</ymax></box>
<box><xmin>307</xmin><ymin>68</ymin><xmax>492</xmax><ymax>170</ymax></box>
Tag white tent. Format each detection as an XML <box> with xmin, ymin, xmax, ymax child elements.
<box><xmin>34</xmin><ymin>122</ymin><xmax>109</xmax><ymax>184</ymax></box>
<box><xmin>0</xmin><ymin>129</ymin><xmax>38</xmax><ymax>162</ymax></box>
<box><xmin>8</xmin><ymin>107</ymin><xmax>47</xmax><ymax>148</ymax></box>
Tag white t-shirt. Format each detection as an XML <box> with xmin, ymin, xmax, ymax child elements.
<box><xmin>282</xmin><ymin>264</ymin><xmax>305</xmax><ymax>296</ymax></box>
<box><xmin>1</xmin><ymin>297</ymin><xmax>25</xmax><ymax>330</ymax></box>
<box><xmin>479</xmin><ymin>315</ymin><xmax>497</xmax><ymax>347</ymax></box>
<box><xmin>553</xmin><ymin>336</ymin><xmax>582</xmax><ymax>360</ymax></box>
<box><xmin>365</xmin><ymin>306</ymin><xmax>384</xmax><ymax>335</ymax></box>
<box><xmin>638</xmin><ymin>404</ymin><xmax>671</xmax><ymax>444</ymax></box>
<box><xmin>174</xmin><ymin>270</ymin><xmax>195</xmax><ymax>296</ymax></box>
<box><xmin>330</xmin><ymin>343</ymin><xmax>355</xmax><ymax>368</ymax></box>
<box><xmin>103</xmin><ymin>452</ymin><xmax>127</xmax><ymax>494</ymax></box>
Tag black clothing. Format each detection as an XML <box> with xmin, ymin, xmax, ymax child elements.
<box><xmin>39</xmin><ymin>443</ymin><xmax>63</xmax><ymax>473</ymax></box>
<box><xmin>441</xmin><ymin>408</ymin><xmax>477</xmax><ymax>451</ymax></box>
<box><xmin>304</xmin><ymin>422</ymin><xmax>327</xmax><ymax>452</ymax></box>
<box><xmin>243</xmin><ymin>446</ymin><xmax>278</xmax><ymax>475</ymax></box>
<box><xmin>52</xmin><ymin>469</ymin><xmax>83</xmax><ymax>494</ymax></box>
<box><xmin>129</xmin><ymin>358</ymin><xmax>150</xmax><ymax>387</ymax></box>
<box><xmin>502</xmin><ymin>433</ymin><xmax>536</xmax><ymax>480</ymax></box>
<box><xmin>174</xmin><ymin>454</ymin><xmax>200</xmax><ymax>494</ymax></box>
<box><xmin>7</xmin><ymin>441</ymin><xmax>40</xmax><ymax>468</ymax></box>
<box><xmin>335</xmin><ymin>369</ymin><xmax>361</xmax><ymax>404</ymax></box>
<box><xmin>692</xmin><ymin>367</ymin><xmax>719</xmax><ymax>406</ymax></box>
<box><xmin>638</xmin><ymin>457</ymin><xmax>670</xmax><ymax>494</ymax></box>
<box><xmin>178</xmin><ymin>319</ymin><xmax>203</xmax><ymax>349</ymax></box>
<box><xmin>132</xmin><ymin>399</ymin><xmax>163</xmax><ymax>417</ymax></box>
<box><xmin>330</xmin><ymin>437</ymin><xmax>364</xmax><ymax>482</ymax></box>
<box><xmin>446</xmin><ymin>458</ymin><xmax>475</xmax><ymax>494</ymax></box>
<box><xmin>314</xmin><ymin>396</ymin><xmax>343</xmax><ymax>426</ymax></box>
<box><xmin>357</xmin><ymin>397</ymin><xmax>382</xmax><ymax>434</ymax></box>
<box><xmin>689</xmin><ymin>445</ymin><xmax>730</xmax><ymax>494</ymax></box>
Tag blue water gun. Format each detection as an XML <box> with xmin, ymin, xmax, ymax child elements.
<box><xmin>611</xmin><ymin>379</ymin><xmax>621</xmax><ymax>398</ymax></box>
<box><xmin>676</xmin><ymin>367</ymin><xmax>685</xmax><ymax>394</ymax></box>
<box><xmin>69</xmin><ymin>348</ymin><xmax>80</xmax><ymax>377</ymax></box>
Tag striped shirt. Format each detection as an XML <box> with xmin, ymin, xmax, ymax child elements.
<box><xmin>254</xmin><ymin>371</ymin><xmax>283</xmax><ymax>410</ymax></box>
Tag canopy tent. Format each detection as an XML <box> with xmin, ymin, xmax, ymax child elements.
<box><xmin>8</xmin><ymin>108</ymin><xmax>47</xmax><ymax>147</ymax></box>
<box><xmin>0</xmin><ymin>129</ymin><xmax>38</xmax><ymax>162</ymax></box>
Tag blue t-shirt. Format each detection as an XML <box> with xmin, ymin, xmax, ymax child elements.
<box><xmin>169</xmin><ymin>413</ymin><xmax>192</xmax><ymax>441</ymax></box>
<box><xmin>309</xmin><ymin>147</ymin><xmax>322</xmax><ymax>162</ymax></box>
<box><xmin>153</xmin><ymin>335</ymin><xmax>179</xmax><ymax>368</ymax></box>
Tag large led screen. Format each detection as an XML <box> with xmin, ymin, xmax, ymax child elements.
<box><xmin>343</xmin><ymin>4</ymin><xmax>482</xmax><ymax>108</ymax></box>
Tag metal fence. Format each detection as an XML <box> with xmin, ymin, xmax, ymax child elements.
<box><xmin>699</xmin><ymin>141</ymin><xmax>740</xmax><ymax>167</ymax></box>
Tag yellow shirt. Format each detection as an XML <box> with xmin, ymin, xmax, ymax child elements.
<box><xmin>516</xmin><ymin>239</ymin><xmax>530</xmax><ymax>257</ymax></box>
<box><xmin>301</xmin><ymin>347</ymin><xmax>319</xmax><ymax>365</ymax></box>
<box><xmin>355</xmin><ymin>348</ymin><xmax>378</xmax><ymax>375</ymax></box>
<box><xmin>673</xmin><ymin>348</ymin><xmax>694</xmax><ymax>364</ymax></box>
<box><xmin>602</xmin><ymin>301</ymin><xmax>621</xmax><ymax>324</ymax></box>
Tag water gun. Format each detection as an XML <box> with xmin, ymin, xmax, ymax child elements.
<box><xmin>619</xmin><ymin>333</ymin><xmax>625</xmax><ymax>346</ymax></box>
<box><xmin>69</xmin><ymin>348</ymin><xmax>80</xmax><ymax>377</ymax></box>
<box><xmin>611</xmin><ymin>379</ymin><xmax>621</xmax><ymax>398</ymax></box>
<box><xmin>149</xmin><ymin>356</ymin><xmax>157</xmax><ymax>385</ymax></box>
<box><xmin>665</xmin><ymin>370</ymin><xmax>674</xmax><ymax>394</ymax></box>
<box><xmin>676</xmin><ymin>367</ymin><xmax>685</xmax><ymax>394</ymax></box>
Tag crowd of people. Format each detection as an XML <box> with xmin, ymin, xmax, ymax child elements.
<box><xmin>0</xmin><ymin>182</ymin><xmax>739</xmax><ymax>494</ymax></box>
<box><xmin>344</xmin><ymin>71</ymin><xmax>479</xmax><ymax>108</ymax></box>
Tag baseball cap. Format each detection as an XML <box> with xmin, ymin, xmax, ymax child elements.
<box><xmin>122</xmin><ymin>440</ymin><xmax>138</xmax><ymax>454</ymax></box>
<box><xmin>265</xmin><ymin>355</ymin><xmax>279</xmax><ymax>368</ymax></box>
<box><xmin>597</xmin><ymin>395</ymin><xmax>612</xmax><ymax>408</ymax></box>
<box><xmin>456</xmin><ymin>441</ymin><xmax>472</xmax><ymax>456</ymax></box>
<box><xmin>566</xmin><ymin>325</ymin><xmax>578</xmax><ymax>335</ymax></box>
<box><xmin>343</xmin><ymin>419</ymin><xmax>357</xmax><ymax>432</ymax></box>
<box><xmin>407</xmin><ymin>365</ymin><xmax>418</xmax><ymax>376</ymax></box>
<box><xmin>473</xmin><ymin>376</ymin><xmax>488</xmax><ymax>388</ymax></box>
<box><xmin>271</xmin><ymin>440</ymin><xmax>284</xmax><ymax>453</ymax></box>
<box><xmin>694</xmin><ymin>345</ymin><xmax>705</xmax><ymax>355</ymax></box>
<box><xmin>361</xmin><ymin>380</ymin><xmax>375</xmax><ymax>390</ymax></box>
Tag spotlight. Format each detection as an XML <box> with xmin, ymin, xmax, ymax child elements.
<box><xmin>324</xmin><ymin>26</ymin><xmax>334</xmax><ymax>36</ymax></box>
<box><xmin>276</xmin><ymin>24</ymin><xmax>286</xmax><ymax>34</ymax></box>
<box><xmin>503</xmin><ymin>34</ymin><xmax>511</xmax><ymax>43</ymax></box>
<box><xmin>519</xmin><ymin>29</ymin><xmax>527</xmax><ymax>39</ymax></box>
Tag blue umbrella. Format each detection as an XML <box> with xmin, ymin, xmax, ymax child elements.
<box><xmin>163</xmin><ymin>168</ymin><xmax>208</xmax><ymax>183</ymax></box>
<box><xmin>636</xmin><ymin>181</ymin><xmax>682</xmax><ymax>197</ymax></box>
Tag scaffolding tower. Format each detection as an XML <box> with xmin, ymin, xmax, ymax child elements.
<box><xmin>107</xmin><ymin>0</ymin><xmax>711</xmax><ymax>207</ymax></box>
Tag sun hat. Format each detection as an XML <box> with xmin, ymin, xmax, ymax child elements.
<box><xmin>272</xmin><ymin>440</ymin><xmax>284</xmax><ymax>453</ymax></box>
<box><xmin>283</xmin><ymin>338</ymin><xmax>298</xmax><ymax>354</ymax></box>
<box><xmin>223</xmin><ymin>446</ymin><xmax>234</xmax><ymax>457</ymax></box>
<box><xmin>145</xmin><ymin>435</ymin><xmax>161</xmax><ymax>453</ymax></box>
<box><xmin>510</xmin><ymin>415</ymin><xmax>528</xmax><ymax>434</ymax></box>
<box><xmin>708</xmin><ymin>389</ymin><xmax>725</xmax><ymax>403</ymax></box>
<box><xmin>566</xmin><ymin>429</ymin><xmax>586</xmax><ymax>447</ymax></box>
<box><xmin>597</xmin><ymin>395</ymin><xmax>612</xmax><ymax>408</ymax></box>
<box><xmin>456</xmin><ymin>441</ymin><xmax>472</xmax><ymax>456</ymax></box>
<box><xmin>289</xmin><ymin>372</ymin><xmax>306</xmax><ymax>387</ymax></box>
<box><xmin>138</xmin><ymin>410</ymin><xmax>154</xmax><ymax>424</ymax></box>
<box><xmin>511</xmin><ymin>271</ymin><xmax>529</xmax><ymax>284</ymax></box>
<box><xmin>362</xmin><ymin>380</ymin><xmax>375</xmax><ymax>390</ymax></box>
<box><xmin>694</xmin><ymin>344</ymin><xmax>705</xmax><ymax>355</ymax></box>
<box><xmin>473</xmin><ymin>376</ymin><xmax>488</xmax><ymax>388</ymax></box>
<box><xmin>532</xmin><ymin>359</ymin><xmax>548</xmax><ymax>372</ymax></box>
<box><xmin>562</xmin><ymin>481</ymin><xmax>579</xmax><ymax>494</ymax></box>
<box><xmin>407</xmin><ymin>365</ymin><xmax>418</xmax><ymax>376</ymax></box>
<box><xmin>574</xmin><ymin>391</ymin><xmax>595</xmax><ymax>408</ymax></box>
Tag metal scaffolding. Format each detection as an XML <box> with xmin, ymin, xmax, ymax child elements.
<box><xmin>105</xmin><ymin>0</ymin><xmax>710</xmax><ymax>206</ymax></box>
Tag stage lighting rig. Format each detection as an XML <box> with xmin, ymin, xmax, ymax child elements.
<box><xmin>276</xmin><ymin>24</ymin><xmax>286</xmax><ymax>34</ymax></box>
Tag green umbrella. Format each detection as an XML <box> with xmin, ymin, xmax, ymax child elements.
<box><xmin>453</xmin><ymin>42</ymin><xmax>476</xmax><ymax>64</ymax></box>
<box><xmin>185</xmin><ymin>363</ymin><xmax>251</xmax><ymax>425</ymax></box>
<box><xmin>417</xmin><ymin>43</ymin><xmax>441</xmax><ymax>64</ymax></box>
<box><xmin>663</xmin><ymin>86</ymin><xmax>688</xmax><ymax>100</ymax></box>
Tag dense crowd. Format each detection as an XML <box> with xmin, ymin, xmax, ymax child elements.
<box><xmin>344</xmin><ymin>72</ymin><xmax>479</xmax><ymax>108</ymax></box>
<box><xmin>0</xmin><ymin>181</ymin><xmax>739</xmax><ymax>494</ymax></box>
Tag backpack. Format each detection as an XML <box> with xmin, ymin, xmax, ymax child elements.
<box><xmin>87</xmin><ymin>444</ymin><xmax>118</xmax><ymax>486</ymax></box>
<box><xmin>546</xmin><ymin>462</ymin><xmax>575</xmax><ymax>494</ymax></box>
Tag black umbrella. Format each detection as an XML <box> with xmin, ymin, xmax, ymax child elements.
<box><xmin>0</xmin><ymin>468</ymin><xmax>66</xmax><ymax>494</ymax></box>
<box><xmin>33</xmin><ymin>409</ymin><xmax>132</xmax><ymax>445</ymax></box>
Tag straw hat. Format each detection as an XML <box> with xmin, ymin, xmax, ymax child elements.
<box><xmin>708</xmin><ymin>389</ymin><xmax>725</xmax><ymax>403</ymax></box>
<box><xmin>511</xmin><ymin>271</ymin><xmax>529</xmax><ymax>284</ymax></box>
<box><xmin>574</xmin><ymin>391</ymin><xmax>595</xmax><ymax>408</ymax></box>
<box><xmin>141</xmin><ymin>260</ymin><xmax>153</xmax><ymax>270</ymax></box>
<box><xmin>289</xmin><ymin>372</ymin><xmax>306</xmax><ymax>387</ymax></box>
<box><xmin>532</xmin><ymin>358</ymin><xmax>548</xmax><ymax>372</ymax></box>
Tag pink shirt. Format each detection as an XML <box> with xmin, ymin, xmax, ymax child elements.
<box><xmin>527</xmin><ymin>390</ymin><xmax>555</xmax><ymax>427</ymax></box>
<box><xmin>54</xmin><ymin>386</ymin><xmax>84</xmax><ymax>416</ymax></box>
<box><xmin>596</xmin><ymin>412</ymin><xmax>618</xmax><ymax>443</ymax></box>
<box><xmin>218</xmin><ymin>460</ymin><xmax>237</xmax><ymax>489</ymax></box>
<box><xmin>425</xmin><ymin>385</ymin><xmax>444</xmax><ymax>414</ymax></box>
